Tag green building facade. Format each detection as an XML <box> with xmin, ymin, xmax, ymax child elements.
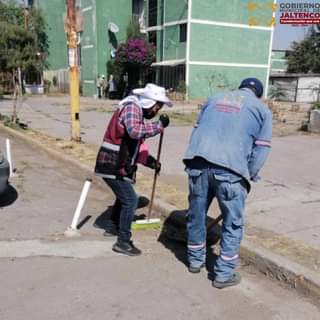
<box><xmin>36</xmin><ymin>0</ymin><xmax>275</xmax><ymax>99</ymax></box>
<box><xmin>35</xmin><ymin>0</ymin><xmax>132</xmax><ymax>96</ymax></box>
<box><xmin>148</xmin><ymin>0</ymin><xmax>275</xmax><ymax>99</ymax></box>
<box><xmin>271</xmin><ymin>50</ymin><xmax>288</xmax><ymax>74</ymax></box>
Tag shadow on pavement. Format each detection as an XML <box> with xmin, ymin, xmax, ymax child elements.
<box><xmin>93</xmin><ymin>196</ymin><xmax>150</xmax><ymax>230</ymax></box>
<box><xmin>0</xmin><ymin>184</ymin><xmax>18</xmax><ymax>207</ymax></box>
<box><xmin>158</xmin><ymin>209</ymin><xmax>220</xmax><ymax>274</ymax></box>
<box><xmin>93</xmin><ymin>206</ymin><xmax>113</xmax><ymax>230</ymax></box>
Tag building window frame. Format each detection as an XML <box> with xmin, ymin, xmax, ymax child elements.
<box><xmin>148</xmin><ymin>0</ymin><xmax>158</xmax><ymax>27</ymax></box>
<box><xmin>179</xmin><ymin>23</ymin><xmax>187</xmax><ymax>43</ymax></box>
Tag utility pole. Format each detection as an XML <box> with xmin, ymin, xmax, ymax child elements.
<box><xmin>24</xmin><ymin>6</ymin><xmax>29</xmax><ymax>29</ymax></box>
<box><xmin>12</xmin><ymin>4</ymin><xmax>30</xmax><ymax>123</ymax></box>
<box><xmin>66</xmin><ymin>0</ymin><xmax>81</xmax><ymax>142</ymax></box>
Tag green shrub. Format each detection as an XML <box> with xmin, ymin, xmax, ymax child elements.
<box><xmin>311</xmin><ymin>101</ymin><xmax>320</xmax><ymax>110</ymax></box>
<box><xmin>52</xmin><ymin>75</ymin><xmax>58</xmax><ymax>87</ymax></box>
<box><xmin>176</xmin><ymin>80</ymin><xmax>187</xmax><ymax>94</ymax></box>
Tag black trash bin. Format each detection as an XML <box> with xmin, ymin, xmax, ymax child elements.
<box><xmin>0</xmin><ymin>154</ymin><xmax>10</xmax><ymax>195</ymax></box>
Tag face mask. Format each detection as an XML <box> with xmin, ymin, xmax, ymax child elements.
<box><xmin>143</xmin><ymin>107</ymin><xmax>157</xmax><ymax>119</ymax></box>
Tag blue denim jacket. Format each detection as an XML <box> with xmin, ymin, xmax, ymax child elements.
<box><xmin>183</xmin><ymin>89</ymin><xmax>272</xmax><ymax>184</ymax></box>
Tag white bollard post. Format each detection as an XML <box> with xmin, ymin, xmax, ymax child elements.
<box><xmin>64</xmin><ymin>179</ymin><xmax>92</xmax><ymax>237</ymax></box>
<box><xmin>6</xmin><ymin>138</ymin><xmax>14</xmax><ymax>177</ymax></box>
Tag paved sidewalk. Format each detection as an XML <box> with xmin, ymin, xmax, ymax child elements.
<box><xmin>0</xmin><ymin>131</ymin><xmax>319</xmax><ymax>319</ymax></box>
<box><xmin>0</xmin><ymin>133</ymin><xmax>114</xmax><ymax>240</ymax></box>
<box><xmin>0</xmin><ymin>96</ymin><xmax>319</xmax><ymax>292</ymax></box>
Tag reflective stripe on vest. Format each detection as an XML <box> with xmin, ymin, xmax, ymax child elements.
<box><xmin>102</xmin><ymin>141</ymin><xmax>120</xmax><ymax>151</ymax></box>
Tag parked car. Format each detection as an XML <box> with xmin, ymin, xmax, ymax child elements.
<box><xmin>0</xmin><ymin>152</ymin><xmax>9</xmax><ymax>195</ymax></box>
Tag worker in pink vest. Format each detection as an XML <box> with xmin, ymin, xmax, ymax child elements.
<box><xmin>95</xmin><ymin>83</ymin><xmax>172</xmax><ymax>256</ymax></box>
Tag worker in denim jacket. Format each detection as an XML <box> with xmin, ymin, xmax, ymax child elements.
<box><xmin>183</xmin><ymin>78</ymin><xmax>272</xmax><ymax>289</ymax></box>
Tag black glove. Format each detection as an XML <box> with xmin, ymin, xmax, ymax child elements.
<box><xmin>159</xmin><ymin>114</ymin><xmax>170</xmax><ymax>128</ymax></box>
<box><xmin>146</xmin><ymin>155</ymin><xmax>161</xmax><ymax>174</ymax></box>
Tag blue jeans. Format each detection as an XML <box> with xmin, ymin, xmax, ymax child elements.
<box><xmin>186</xmin><ymin>166</ymin><xmax>247</xmax><ymax>281</ymax></box>
<box><xmin>104</xmin><ymin>178</ymin><xmax>138</xmax><ymax>242</ymax></box>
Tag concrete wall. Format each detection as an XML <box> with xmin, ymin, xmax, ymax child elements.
<box><xmin>309</xmin><ymin>110</ymin><xmax>320</xmax><ymax>133</ymax></box>
<box><xmin>270</xmin><ymin>75</ymin><xmax>320</xmax><ymax>103</ymax></box>
<box><xmin>268</xmin><ymin>101</ymin><xmax>311</xmax><ymax>130</ymax></box>
<box><xmin>296</xmin><ymin>77</ymin><xmax>320</xmax><ymax>103</ymax></box>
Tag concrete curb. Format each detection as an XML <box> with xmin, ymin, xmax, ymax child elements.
<box><xmin>1</xmin><ymin>123</ymin><xmax>320</xmax><ymax>300</ymax></box>
<box><xmin>241</xmin><ymin>239</ymin><xmax>320</xmax><ymax>301</ymax></box>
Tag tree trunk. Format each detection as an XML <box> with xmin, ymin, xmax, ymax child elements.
<box><xmin>12</xmin><ymin>70</ymin><xmax>18</xmax><ymax>123</ymax></box>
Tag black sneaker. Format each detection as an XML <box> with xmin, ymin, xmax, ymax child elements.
<box><xmin>212</xmin><ymin>272</ymin><xmax>241</xmax><ymax>289</ymax></box>
<box><xmin>188</xmin><ymin>263</ymin><xmax>205</xmax><ymax>274</ymax></box>
<box><xmin>112</xmin><ymin>240</ymin><xmax>142</xmax><ymax>256</ymax></box>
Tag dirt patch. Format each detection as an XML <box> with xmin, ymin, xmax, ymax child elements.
<box><xmin>246</xmin><ymin>225</ymin><xmax>320</xmax><ymax>273</ymax></box>
<box><xmin>9</xmin><ymin>126</ymin><xmax>187</xmax><ymax>210</ymax></box>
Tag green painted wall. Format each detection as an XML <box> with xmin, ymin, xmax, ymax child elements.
<box><xmin>37</xmin><ymin>0</ymin><xmax>132</xmax><ymax>96</ymax></box>
<box><xmin>96</xmin><ymin>0</ymin><xmax>131</xmax><ymax>76</ymax></box>
<box><xmin>81</xmin><ymin>0</ymin><xmax>131</xmax><ymax>96</ymax></box>
<box><xmin>164</xmin><ymin>0</ymin><xmax>187</xmax><ymax>22</ymax></box>
<box><xmin>37</xmin><ymin>0</ymin><xmax>67</xmax><ymax>70</ymax></box>
<box><xmin>185</xmin><ymin>0</ymin><xmax>273</xmax><ymax>99</ymax></box>
<box><xmin>271</xmin><ymin>50</ymin><xmax>287</xmax><ymax>72</ymax></box>
<box><xmin>156</xmin><ymin>30</ymin><xmax>164</xmax><ymax>61</ymax></box>
<box><xmin>192</xmin><ymin>0</ymin><xmax>274</xmax><ymax>27</ymax></box>
<box><xmin>80</xmin><ymin>0</ymin><xmax>97</xmax><ymax>96</ymax></box>
<box><xmin>189</xmin><ymin>24</ymin><xmax>270</xmax><ymax>64</ymax></box>
<box><xmin>188</xmin><ymin>64</ymin><xmax>268</xmax><ymax>100</ymax></box>
<box><xmin>163</xmin><ymin>25</ymin><xmax>186</xmax><ymax>60</ymax></box>
<box><xmin>272</xmin><ymin>51</ymin><xmax>286</xmax><ymax>60</ymax></box>
<box><xmin>271</xmin><ymin>60</ymin><xmax>286</xmax><ymax>71</ymax></box>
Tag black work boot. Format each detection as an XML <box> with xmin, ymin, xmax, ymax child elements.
<box><xmin>112</xmin><ymin>240</ymin><xmax>142</xmax><ymax>256</ymax></box>
<box><xmin>212</xmin><ymin>272</ymin><xmax>241</xmax><ymax>289</ymax></box>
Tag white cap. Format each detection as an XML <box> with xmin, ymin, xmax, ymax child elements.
<box><xmin>133</xmin><ymin>83</ymin><xmax>172</xmax><ymax>108</ymax></box>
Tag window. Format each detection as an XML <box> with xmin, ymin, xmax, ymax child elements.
<box><xmin>132</xmin><ymin>0</ymin><xmax>144</xmax><ymax>15</ymax></box>
<box><xmin>180</xmin><ymin>23</ymin><xmax>187</xmax><ymax>43</ymax></box>
<box><xmin>149</xmin><ymin>31</ymin><xmax>157</xmax><ymax>46</ymax></box>
<box><xmin>148</xmin><ymin>0</ymin><xmax>157</xmax><ymax>27</ymax></box>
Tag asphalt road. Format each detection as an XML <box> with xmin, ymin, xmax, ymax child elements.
<box><xmin>0</xmin><ymin>119</ymin><xmax>319</xmax><ymax>319</ymax></box>
<box><xmin>1</xmin><ymin>96</ymin><xmax>319</xmax><ymax>251</ymax></box>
